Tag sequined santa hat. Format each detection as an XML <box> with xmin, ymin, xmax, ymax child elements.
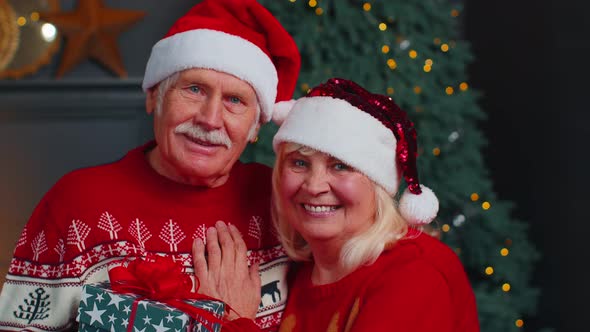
<box><xmin>142</xmin><ymin>0</ymin><xmax>301</xmax><ymax>123</ymax></box>
<box><xmin>272</xmin><ymin>78</ymin><xmax>439</xmax><ymax>225</ymax></box>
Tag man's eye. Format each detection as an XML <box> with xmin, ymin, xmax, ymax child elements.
<box><xmin>293</xmin><ymin>159</ymin><xmax>306</xmax><ymax>167</ymax></box>
<box><xmin>229</xmin><ymin>96</ymin><xmax>241</xmax><ymax>104</ymax></box>
<box><xmin>188</xmin><ymin>86</ymin><xmax>201</xmax><ymax>93</ymax></box>
<box><xmin>333</xmin><ymin>163</ymin><xmax>350</xmax><ymax>171</ymax></box>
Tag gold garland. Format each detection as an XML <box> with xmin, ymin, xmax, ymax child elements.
<box><xmin>0</xmin><ymin>0</ymin><xmax>19</xmax><ymax>70</ymax></box>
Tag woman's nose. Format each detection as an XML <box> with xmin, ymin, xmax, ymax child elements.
<box><xmin>302</xmin><ymin>167</ymin><xmax>330</xmax><ymax>195</ymax></box>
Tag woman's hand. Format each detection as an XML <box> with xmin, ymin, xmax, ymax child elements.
<box><xmin>193</xmin><ymin>221</ymin><xmax>261</xmax><ymax>320</ymax></box>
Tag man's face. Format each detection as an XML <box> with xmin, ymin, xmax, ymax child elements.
<box><xmin>147</xmin><ymin>68</ymin><xmax>260</xmax><ymax>187</ymax></box>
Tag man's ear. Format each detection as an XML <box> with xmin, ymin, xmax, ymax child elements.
<box><xmin>249</xmin><ymin>122</ymin><xmax>262</xmax><ymax>143</ymax></box>
<box><xmin>145</xmin><ymin>87</ymin><xmax>158</xmax><ymax>115</ymax></box>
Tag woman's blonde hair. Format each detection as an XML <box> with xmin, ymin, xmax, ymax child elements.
<box><xmin>271</xmin><ymin>143</ymin><xmax>409</xmax><ymax>271</ymax></box>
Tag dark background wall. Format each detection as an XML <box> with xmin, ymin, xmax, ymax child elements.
<box><xmin>465</xmin><ymin>1</ymin><xmax>590</xmax><ymax>331</ymax></box>
<box><xmin>1</xmin><ymin>1</ymin><xmax>588</xmax><ymax>331</ymax></box>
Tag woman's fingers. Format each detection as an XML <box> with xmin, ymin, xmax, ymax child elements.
<box><xmin>192</xmin><ymin>238</ymin><xmax>208</xmax><ymax>292</ymax></box>
<box><xmin>194</xmin><ymin>221</ymin><xmax>261</xmax><ymax>320</ymax></box>
<box><xmin>215</xmin><ymin>221</ymin><xmax>236</xmax><ymax>272</ymax></box>
<box><xmin>193</xmin><ymin>238</ymin><xmax>208</xmax><ymax>276</ymax></box>
<box><xmin>228</xmin><ymin>223</ymin><xmax>248</xmax><ymax>270</ymax></box>
<box><xmin>249</xmin><ymin>261</ymin><xmax>261</xmax><ymax>289</ymax></box>
<box><xmin>206</xmin><ymin>226</ymin><xmax>221</xmax><ymax>278</ymax></box>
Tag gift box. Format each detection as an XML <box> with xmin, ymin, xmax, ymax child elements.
<box><xmin>77</xmin><ymin>281</ymin><xmax>225</xmax><ymax>332</ymax></box>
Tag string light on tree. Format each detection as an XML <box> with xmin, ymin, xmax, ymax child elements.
<box><xmin>485</xmin><ymin>266</ymin><xmax>494</xmax><ymax>275</ymax></box>
<box><xmin>400</xmin><ymin>40</ymin><xmax>410</xmax><ymax>50</ymax></box>
<box><xmin>452</xmin><ymin>214</ymin><xmax>466</xmax><ymax>227</ymax></box>
<box><xmin>387</xmin><ymin>58</ymin><xmax>397</xmax><ymax>70</ymax></box>
<box><xmin>500</xmin><ymin>248</ymin><xmax>509</xmax><ymax>256</ymax></box>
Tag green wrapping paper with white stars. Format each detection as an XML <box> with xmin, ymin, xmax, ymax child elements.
<box><xmin>77</xmin><ymin>282</ymin><xmax>224</xmax><ymax>332</ymax></box>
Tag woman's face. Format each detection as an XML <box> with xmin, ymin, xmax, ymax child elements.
<box><xmin>278</xmin><ymin>147</ymin><xmax>376</xmax><ymax>247</ymax></box>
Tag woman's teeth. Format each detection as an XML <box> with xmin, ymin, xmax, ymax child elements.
<box><xmin>303</xmin><ymin>204</ymin><xmax>337</xmax><ymax>213</ymax></box>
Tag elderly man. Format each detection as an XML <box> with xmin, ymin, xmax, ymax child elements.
<box><xmin>0</xmin><ymin>0</ymin><xmax>300</xmax><ymax>331</ymax></box>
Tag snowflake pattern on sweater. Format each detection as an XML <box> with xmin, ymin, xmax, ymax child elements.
<box><xmin>0</xmin><ymin>141</ymin><xmax>287</xmax><ymax>332</ymax></box>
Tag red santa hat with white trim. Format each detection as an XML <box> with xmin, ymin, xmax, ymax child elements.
<box><xmin>142</xmin><ymin>0</ymin><xmax>301</xmax><ymax>123</ymax></box>
<box><xmin>273</xmin><ymin>78</ymin><xmax>439</xmax><ymax>225</ymax></box>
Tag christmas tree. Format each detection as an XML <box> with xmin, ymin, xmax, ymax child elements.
<box><xmin>242</xmin><ymin>1</ymin><xmax>546</xmax><ymax>331</ymax></box>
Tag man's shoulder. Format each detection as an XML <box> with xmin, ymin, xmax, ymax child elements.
<box><xmin>236</xmin><ymin>161</ymin><xmax>272</xmax><ymax>174</ymax></box>
<box><xmin>226</xmin><ymin>161</ymin><xmax>273</xmax><ymax>203</ymax></box>
<box><xmin>234</xmin><ymin>161</ymin><xmax>272</xmax><ymax>182</ymax></box>
<box><xmin>51</xmin><ymin>144</ymin><xmax>144</xmax><ymax>194</ymax></box>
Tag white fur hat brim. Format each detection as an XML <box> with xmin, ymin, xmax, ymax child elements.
<box><xmin>273</xmin><ymin>96</ymin><xmax>398</xmax><ymax>193</ymax></box>
<box><xmin>142</xmin><ymin>29</ymin><xmax>278</xmax><ymax>123</ymax></box>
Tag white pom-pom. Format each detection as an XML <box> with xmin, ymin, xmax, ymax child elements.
<box><xmin>272</xmin><ymin>99</ymin><xmax>297</xmax><ymax>125</ymax></box>
<box><xmin>399</xmin><ymin>185</ymin><xmax>439</xmax><ymax>225</ymax></box>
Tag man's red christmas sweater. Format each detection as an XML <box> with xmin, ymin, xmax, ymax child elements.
<box><xmin>0</xmin><ymin>141</ymin><xmax>287</xmax><ymax>331</ymax></box>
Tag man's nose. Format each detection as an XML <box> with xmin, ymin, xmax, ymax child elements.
<box><xmin>194</xmin><ymin>96</ymin><xmax>224</xmax><ymax>130</ymax></box>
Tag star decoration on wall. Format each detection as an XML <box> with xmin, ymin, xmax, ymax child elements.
<box><xmin>39</xmin><ymin>0</ymin><xmax>146</xmax><ymax>78</ymax></box>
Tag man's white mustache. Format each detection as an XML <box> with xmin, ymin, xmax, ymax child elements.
<box><xmin>174</xmin><ymin>122</ymin><xmax>232</xmax><ymax>149</ymax></box>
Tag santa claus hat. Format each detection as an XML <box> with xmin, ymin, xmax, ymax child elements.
<box><xmin>272</xmin><ymin>78</ymin><xmax>439</xmax><ymax>225</ymax></box>
<box><xmin>142</xmin><ymin>0</ymin><xmax>301</xmax><ymax>123</ymax></box>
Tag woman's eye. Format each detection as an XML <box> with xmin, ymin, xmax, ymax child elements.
<box><xmin>188</xmin><ymin>86</ymin><xmax>201</xmax><ymax>93</ymax></box>
<box><xmin>290</xmin><ymin>159</ymin><xmax>307</xmax><ymax>168</ymax></box>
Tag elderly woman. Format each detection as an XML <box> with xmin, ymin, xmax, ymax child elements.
<box><xmin>194</xmin><ymin>78</ymin><xmax>480</xmax><ymax>332</ymax></box>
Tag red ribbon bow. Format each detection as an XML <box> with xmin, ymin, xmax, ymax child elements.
<box><xmin>108</xmin><ymin>256</ymin><xmax>224</xmax><ymax>332</ymax></box>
